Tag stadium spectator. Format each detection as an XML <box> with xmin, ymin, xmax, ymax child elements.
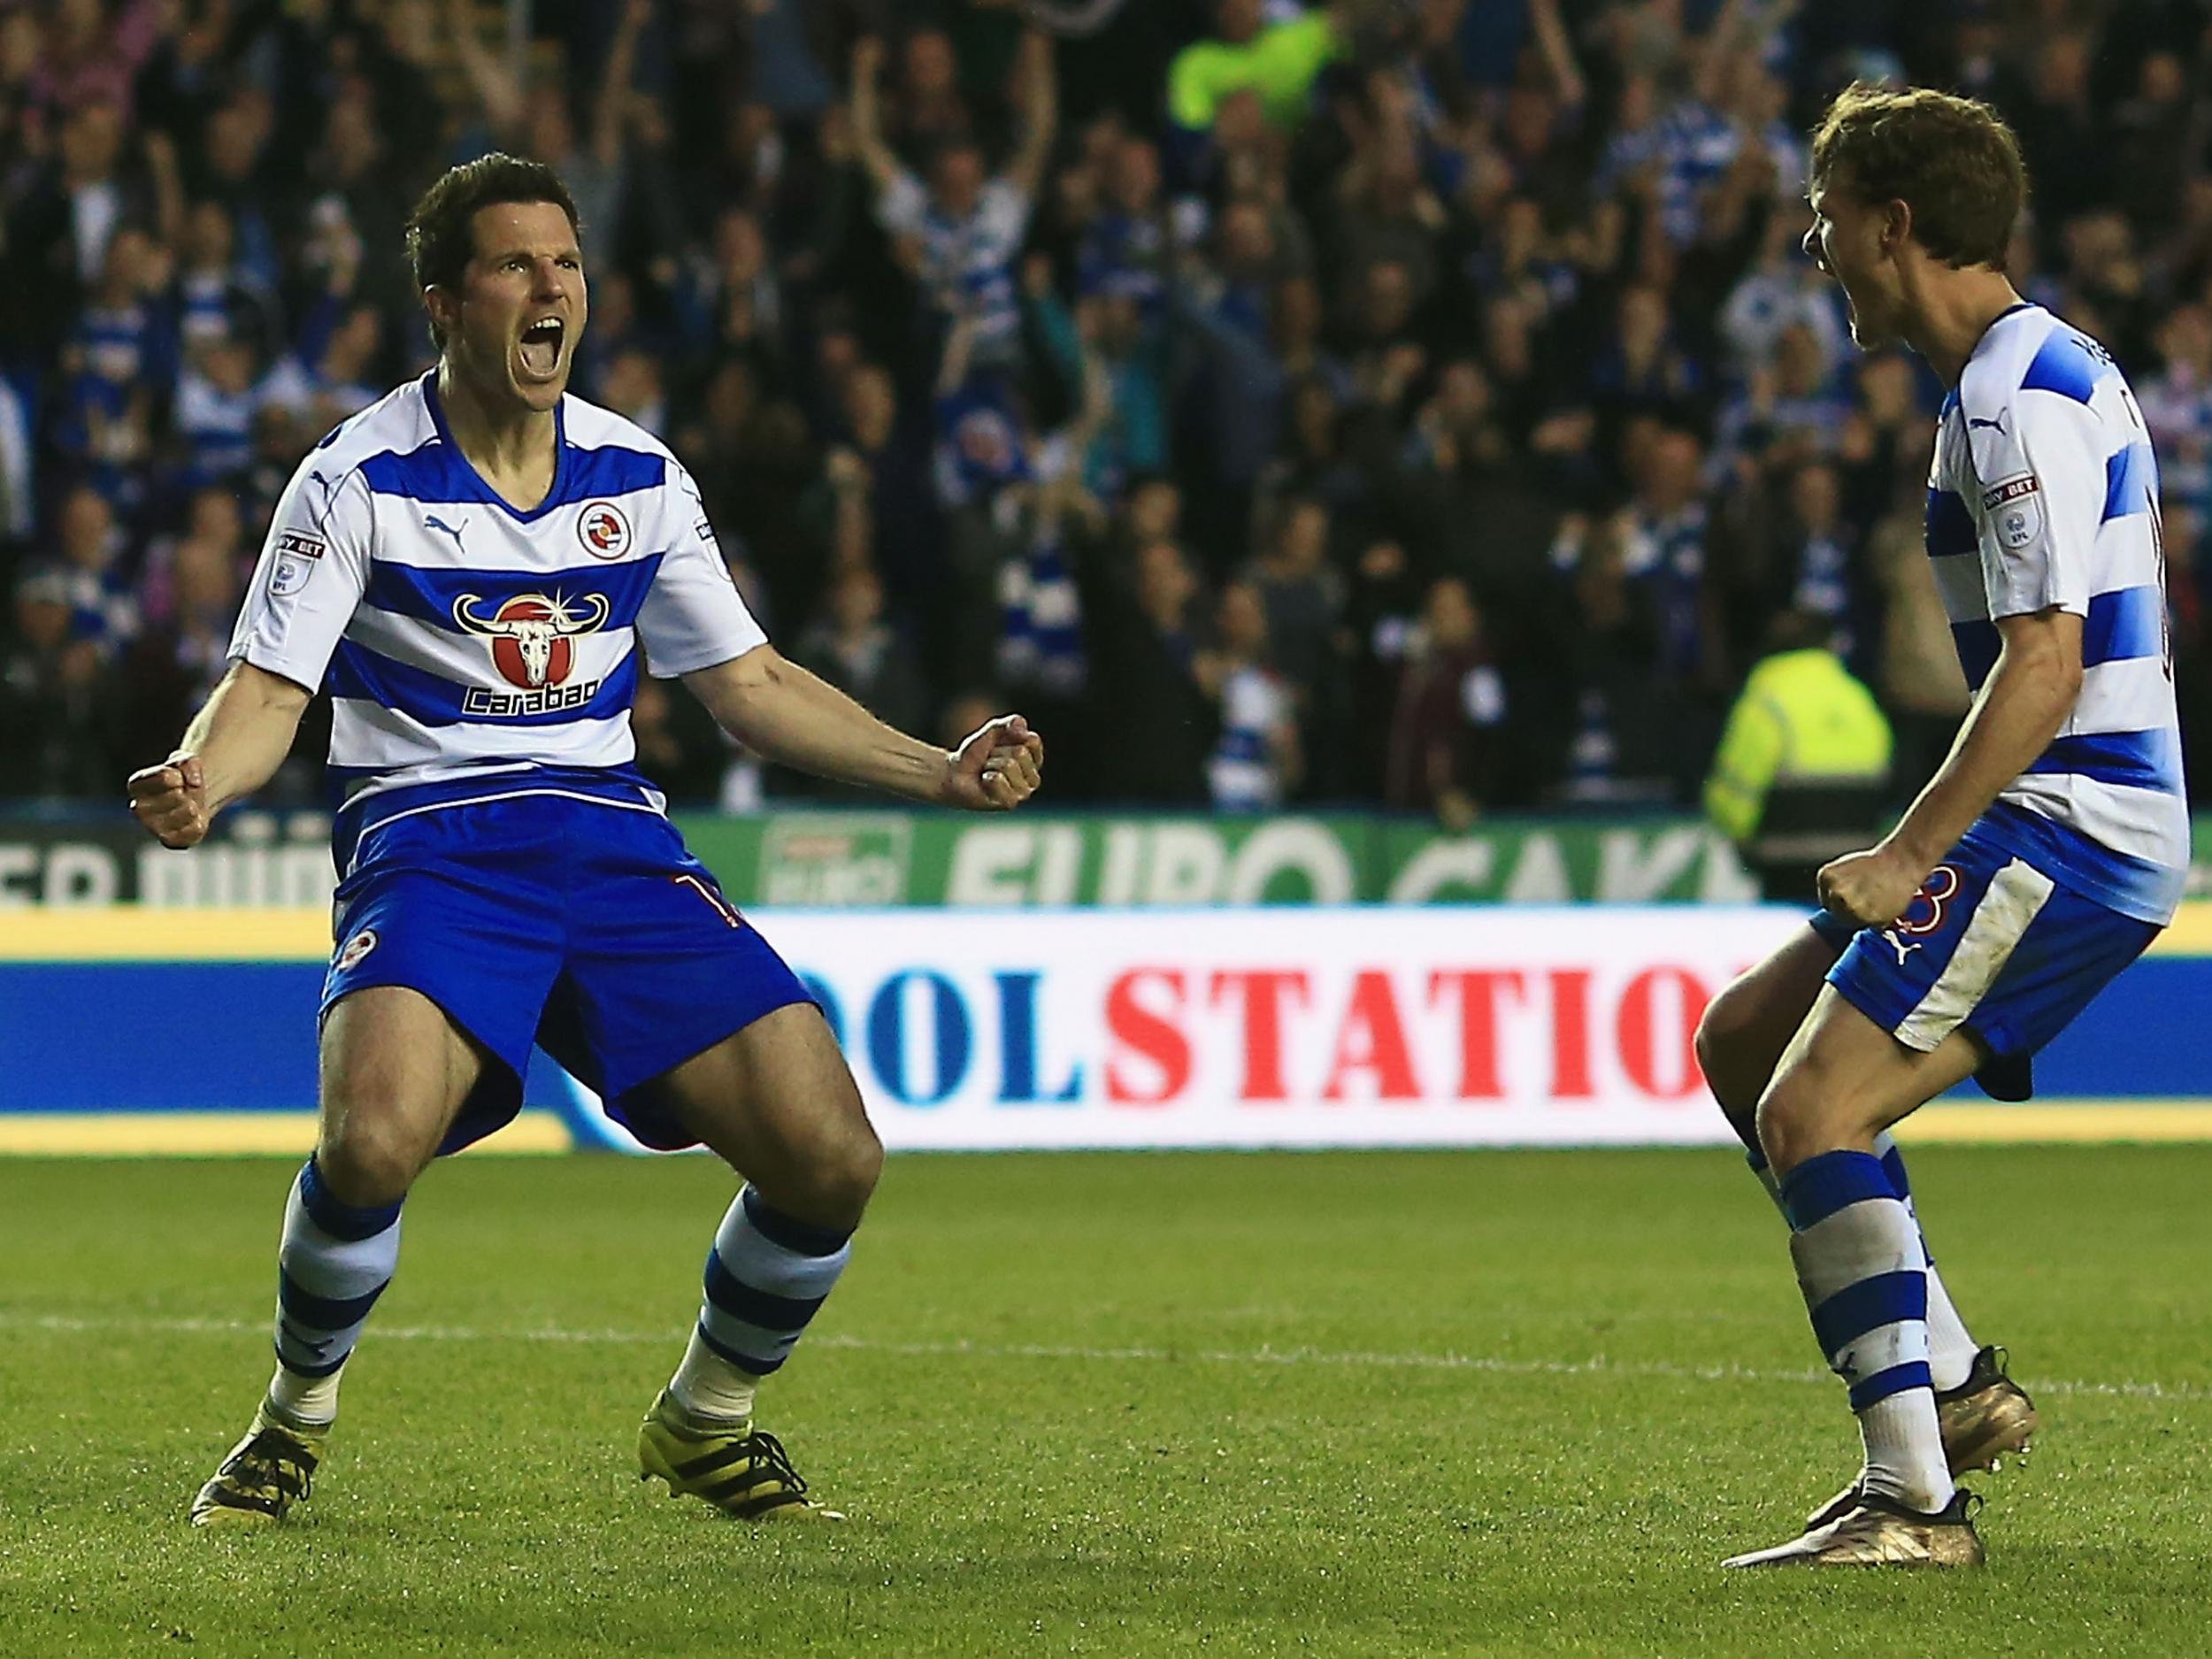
<box><xmin>1078</xmin><ymin>535</ymin><xmax>1214</xmax><ymax>803</ymax></box>
<box><xmin>1202</xmin><ymin>576</ymin><xmax>1299</xmax><ymax>810</ymax></box>
<box><xmin>851</xmin><ymin>27</ymin><xmax>1057</xmax><ymax>366</ymax></box>
<box><xmin>1701</xmin><ymin>609</ymin><xmax>1893</xmax><ymax>904</ymax></box>
<box><xmin>795</xmin><ymin>565</ymin><xmax>930</xmax><ymax>753</ymax></box>
<box><xmin>1167</xmin><ymin>0</ymin><xmax>1340</xmax><ymax>135</ymax></box>
<box><xmin>2</xmin><ymin>566</ymin><xmax>125</xmax><ymax>798</ymax></box>
<box><xmin>53</xmin><ymin>483</ymin><xmax>136</xmax><ymax>652</ymax></box>
<box><xmin>1385</xmin><ymin>573</ymin><xmax>1504</xmax><ymax>828</ymax></box>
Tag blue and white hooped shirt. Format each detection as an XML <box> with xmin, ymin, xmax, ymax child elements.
<box><xmin>1924</xmin><ymin>303</ymin><xmax>2188</xmax><ymax>925</ymax></box>
<box><xmin>227</xmin><ymin>373</ymin><xmax>765</xmax><ymax>856</ymax></box>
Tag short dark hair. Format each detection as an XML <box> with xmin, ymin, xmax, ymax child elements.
<box><xmin>1809</xmin><ymin>83</ymin><xmax>2026</xmax><ymax>271</ymax></box>
<box><xmin>403</xmin><ymin>153</ymin><xmax>580</xmax><ymax>348</ymax></box>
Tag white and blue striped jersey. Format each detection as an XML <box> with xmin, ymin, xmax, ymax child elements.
<box><xmin>228</xmin><ymin>373</ymin><xmax>764</xmax><ymax>814</ymax></box>
<box><xmin>1924</xmin><ymin>303</ymin><xmax>2187</xmax><ymax>925</ymax></box>
<box><xmin>874</xmin><ymin>172</ymin><xmax>1031</xmax><ymax>353</ymax></box>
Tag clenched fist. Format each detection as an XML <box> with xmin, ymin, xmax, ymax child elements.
<box><xmin>128</xmin><ymin>755</ymin><xmax>211</xmax><ymax>849</ymax></box>
<box><xmin>1816</xmin><ymin>843</ymin><xmax>1925</xmax><ymax>929</ymax></box>
<box><xmin>943</xmin><ymin>715</ymin><xmax>1044</xmax><ymax>811</ymax></box>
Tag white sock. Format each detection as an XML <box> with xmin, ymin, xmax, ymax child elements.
<box><xmin>1782</xmin><ymin>1148</ymin><xmax>1955</xmax><ymax>1515</ymax></box>
<box><xmin>1746</xmin><ymin>1148</ymin><xmax>1787</xmax><ymax>1218</ymax></box>
<box><xmin>1857</xmin><ymin>1389</ymin><xmax>1954</xmax><ymax>1512</ymax></box>
<box><xmin>265</xmin><ymin>1364</ymin><xmax>343</xmax><ymax>1430</ymax></box>
<box><xmin>1873</xmin><ymin>1132</ymin><xmax>1978</xmax><ymax>1393</ymax></box>
<box><xmin>263</xmin><ymin>1156</ymin><xmax>403</xmax><ymax>1432</ymax></box>
<box><xmin>668</xmin><ymin>1329</ymin><xmax>759</xmax><ymax>1428</ymax></box>
<box><xmin>666</xmin><ymin>1186</ymin><xmax>854</xmax><ymax>1428</ymax></box>
<box><xmin>1921</xmin><ymin>1263</ymin><xmax>1977</xmax><ymax>1394</ymax></box>
<box><xmin>1762</xmin><ymin>1139</ymin><xmax>1978</xmax><ymax>1391</ymax></box>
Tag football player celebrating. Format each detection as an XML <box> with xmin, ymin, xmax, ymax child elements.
<box><xmin>1695</xmin><ymin>86</ymin><xmax>2184</xmax><ymax>1566</ymax></box>
<box><xmin>129</xmin><ymin>156</ymin><xmax>1044</xmax><ymax>1526</ymax></box>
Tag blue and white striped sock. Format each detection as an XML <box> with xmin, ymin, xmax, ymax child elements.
<box><xmin>668</xmin><ymin>1187</ymin><xmax>852</xmax><ymax>1426</ymax></box>
<box><xmin>1781</xmin><ymin>1148</ymin><xmax>1954</xmax><ymax>1512</ymax></box>
<box><xmin>1871</xmin><ymin>1133</ymin><xmax>1978</xmax><ymax>1392</ymax></box>
<box><xmin>265</xmin><ymin>1156</ymin><xmax>403</xmax><ymax>1428</ymax></box>
<box><xmin>1748</xmin><ymin>1134</ymin><xmax>1978</xmax><ymax>1392</ymax></box>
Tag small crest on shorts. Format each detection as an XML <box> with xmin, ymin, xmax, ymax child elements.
<box><xmin>334</xmin><ymin>927</ymin><xmax>380</xmax><ymax>972</ymax></box>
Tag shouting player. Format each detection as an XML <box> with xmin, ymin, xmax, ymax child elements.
<box><xmin>127</xmin><ymin>155</ymin><xmax>1045</xmax><ymax>1526</ymax></box>
<box><xmin>1695</xmin><ymin>86</ymin><xmax>2185</xmax><ymax>1567</ymax></box>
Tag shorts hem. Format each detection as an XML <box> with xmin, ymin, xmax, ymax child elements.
<box><xmin>319</xmin><ymin>976</ymin><xmax>530</xmax><ymax>1155</ymax></box>
<box><xmin>599</xmin><ymin>987</ymin><xmax>820</xmax><ymax>1152</ymax></box>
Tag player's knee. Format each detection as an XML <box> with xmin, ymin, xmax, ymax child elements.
<box><xmin>1695</xmin><ymin>979</ymin><xmax>1764</xmax><ymax>1131</ymax></box>
<box><xmin>746</xmin><ymin>1108</ymin><xmax>881</xmax><ymax>1232</ymax></box>
<box><xmin>811</xmin><ymin>1120</ymin><xmax>883</xmax><ymax>1225</ymax></box>
<box><xmin>1753</xmin><ymin>1063</ymin><xmax>1859</xmax><ymax>1179</ymax></box>
<box><xmin>317</xmin><ymin>1117</ymin><xmax>430</xmax><ymax>1208</ymax></box>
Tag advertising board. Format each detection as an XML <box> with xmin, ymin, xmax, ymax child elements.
<box><xmin>7</xmin><ymin>906</ymin><xmax>2208</xmax><ymax>1154</ymax></box>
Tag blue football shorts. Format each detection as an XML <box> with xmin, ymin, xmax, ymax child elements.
<box><xmin>1808</xmin><ymin>823</ymin><xmax>2160</xmax><ymax>1102</ymax></box>
<box><xmin>322</xmin><ymin>794</ymin><xmax>815</xmax><ymax>1153</ymax></box>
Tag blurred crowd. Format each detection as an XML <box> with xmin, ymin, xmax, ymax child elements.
<box><xmin>2</xmin><ymin>0</ymin><xmax>2210</xmax><ymax>822</ymax></box>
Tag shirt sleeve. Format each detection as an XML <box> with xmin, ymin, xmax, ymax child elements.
<box><xmin>1968</xmin><ymin>393</ymin><xmax>2102</xmax><ymax>620</ymax></box>
<box><xmin>633</xmin><ymin>461</ymin><xmax>767</xmax><ymax>677</ymax></box>
<box><xmin>979</xmin><ymin>180</ymin><xmax>1033</xmax><ymax>248</ymax></box>
<box><xmin>227</xmin><ymin>459</ymin><xmax>373</xmax><ymax>694</ymax></box>
<box><xmin>873</xmin><ymin>168</ymin><xmax>928</xmax><ymax>237</ymax></box>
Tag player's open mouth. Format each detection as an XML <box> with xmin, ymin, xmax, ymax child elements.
<box><xmin>518</xmin><ymin>317</ymin><xmax>565</xmax><ymax>380</ymax></box>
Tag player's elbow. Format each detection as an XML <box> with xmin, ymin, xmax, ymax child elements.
<box><xmin>2019</xmin><ymin>636</ymin><xmax>2084</xmax><ymax>709</ymax></box>
<box><xmin>1996</xmin><ymin>615</ymin><xmax>2084</xmax><ymax>709</ymax></box>
<box><xmin>231</xmin><ymin>658</ymin><xmax>314</xmax><ymax>716</ymax></box>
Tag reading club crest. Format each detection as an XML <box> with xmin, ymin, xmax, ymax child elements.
<box><xmin>578</xmin><ymin>500</ymin><xmax>632</xmax><ymax>559</ymax></box>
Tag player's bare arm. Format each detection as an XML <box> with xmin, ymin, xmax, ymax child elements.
<box><xmin>125</xmin><ymin>660</ymin><xmax>311</xmax><ymax>849</ymax></box>
<box><xmin>1818</xmin><ymin>608</ymin><xmax>2082</xmax><ymax>926</ymax></box>
<box><xmin>684</xmin><ymin>644</ymin><xmax>1044</xmax><ymax>811</ymax></box>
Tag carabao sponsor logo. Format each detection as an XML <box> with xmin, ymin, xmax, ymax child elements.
<box><xmin>451</xmin><ymin>590</ymin><xmax>611</xmax><ymax>691</ymax></box>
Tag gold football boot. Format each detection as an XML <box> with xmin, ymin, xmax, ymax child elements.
<box><xmin>1805</xmin><ymin>1346</ymin><xmax>2038</xmax><ymax>1531</ymax></box>
<box><xmin>1724</xmin><ymin>1491</ymin><xmax>1985</xmax><ymax>1569</ymax></box>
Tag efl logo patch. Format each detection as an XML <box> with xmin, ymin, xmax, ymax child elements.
<box><xmin>270</xmin><ymin>557</ymin><xmax>312</xmax><ymax>597</ymax></box>
<box><xmin>578</xmin><ymin>500</ymin><xmax>632</xmax><ymax>559</ymax></box>
<box><xmin>1981</xmin><ymin>474</ymin><xmax>2043</xmax><ymax>550</ymax></box>
<box><xmin>334</xmin><ymin>927</ymin><xmax>380</xmax><ymax>972</ymax></box>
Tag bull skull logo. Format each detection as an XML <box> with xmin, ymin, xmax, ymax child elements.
<box><xmin>451</xmin><ymin>590</ymin><xmax>611</xmax><ymax>690</ymax></box>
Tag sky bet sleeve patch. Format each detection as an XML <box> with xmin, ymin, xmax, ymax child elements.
<box><xmin>1981</xmin><ymin>472</ymin><xmax>2043</xmax><ymax>551</ymax></box>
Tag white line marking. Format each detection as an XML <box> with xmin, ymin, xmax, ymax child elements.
<box><xmin>4</xmin><ymin>1312</ymin><xmax>2207</xmax><ymax>1404</ymax></box>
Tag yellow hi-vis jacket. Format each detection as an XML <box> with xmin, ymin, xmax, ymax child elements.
<box><xmin>1703</xmin><ymin>648</ymin><xmax>1893</xmax><ymax>842</ymax></box>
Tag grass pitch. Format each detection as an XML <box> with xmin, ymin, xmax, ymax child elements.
<box><xmin>1</xmin><ymin>1147</ymin><xmax>2208</xmax><ymax>1658</ymax></box>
